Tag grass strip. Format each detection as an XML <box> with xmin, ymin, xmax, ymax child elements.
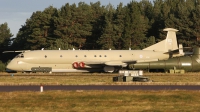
<box><xmin>0</xmin><ymin>90</ymin><xmax>200</xmax><ymax>112</ymax></box>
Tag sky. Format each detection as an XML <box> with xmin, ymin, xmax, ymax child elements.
<box><xmin>0</xmin><ymin>0</ymin><xmax>153</xmax><ymax>37</ymax></box>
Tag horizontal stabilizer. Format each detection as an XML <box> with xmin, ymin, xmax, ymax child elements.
<box><xmin>164</xmin><ymin>44</ymin><xmax>193</xmax><ymax>57</ymax></box>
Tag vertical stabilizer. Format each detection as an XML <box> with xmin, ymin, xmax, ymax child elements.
<box><xmin>143</xmin><ymin>28</ymin><xmax>178</xmax><ymax>52</ymax></box>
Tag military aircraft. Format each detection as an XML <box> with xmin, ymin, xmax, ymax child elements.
<box><xmin>6</xmin><ymin>28</ymin><xmax>181</xmax><ymax>73</ymax></box>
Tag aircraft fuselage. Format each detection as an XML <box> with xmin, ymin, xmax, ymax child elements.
<box><xmin>6</xmin><ymin>50</ymin><xmax>169</xmax><ymax>72</ymax></box>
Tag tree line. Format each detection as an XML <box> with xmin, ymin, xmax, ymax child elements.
<box><xmin>0</xmin><ymin>0</ymin><xmax>200</xmax><ymax>71</ymax></box>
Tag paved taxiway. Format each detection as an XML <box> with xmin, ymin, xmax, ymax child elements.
<box><xmin>0</xmin><ymin>85</ymin><xmax>200</xmax><ymax>92</ymax></box>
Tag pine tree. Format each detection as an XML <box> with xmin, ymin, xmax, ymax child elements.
<box><xmin>148</xmin><ymin>0</ymin><xmax>164</xmax><ymax>41</ymax></box>
<box><xmin>0</xmin><ymin>22</ymin><xmax>13</xmax><ymax>63</ymax></box>
<box><xmin>0</xmin><ymin>22</ymin><xmax>13</xmax><ymax>49</ymax></box>
<box><xmin>191</xmin><ymin>0</ymin><xmax>200</xmax><ymax>46</ymax></box>
<box><xmin>12</xmin><ymin>6</ymin><xmax>57</xmax><ymax>50</ymax></box>
<box><xmin>122</xmin><ymin>1</ymin><xmax>148</xmax><ymax>49</ymax></box>
<box><xmin>97</xmin><ymin>4</ymin><xmax>116</xmax><ymax>49</ymax></box>
<box><xmin>113</xmin><ymin>3</ymin><xmax>126</xmax><ymax>49</ymax></box>
<box><xmin>84</xmin><ymin>1</ymin><xmax>106</xmax><ymax>49</ymax></box>
<box><xmin>53</xmin><ymin>3</ymin><xmax>74</xmax><ymax>49</ymax></box>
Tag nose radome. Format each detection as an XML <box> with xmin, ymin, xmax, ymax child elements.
<box><xmin>6</xmin><ymin>61</ymin><xmax>18</xmax><ymax>71</ymax></box>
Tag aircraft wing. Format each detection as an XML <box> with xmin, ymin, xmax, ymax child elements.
<box><xmin>76</xmin><ymin>57</ymin><xmax>170</xmax><ymax>67</ymax></box>
<box><xmin>104</xmin><ymin>61</ymin><xmax>128</xmax><ymax>66</ymax></box>
<box><xmin>76</xmin><ymin>60</ymin><xmax>136</xmax><ymax>67</ymax></box>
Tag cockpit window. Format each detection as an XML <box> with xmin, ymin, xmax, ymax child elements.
<box><xmin>21</xmin><ymin>54</ymin><xmax>24</xmax><ymax>58</ymax></box>
<box><xmin>15</xmin><ymin>54</ymin><xmax>24</xmax><ymax>58</ymax></box>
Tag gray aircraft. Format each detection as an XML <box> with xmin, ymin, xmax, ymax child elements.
<box><xmin>6</xmin><ymin>28</ymin><xmax>181</xmax><ymax>73</ymax></box>
<box><xmin>129</xmin><ymin>47</ymin><xmax>200</xmax><ymax>72</ymax></box>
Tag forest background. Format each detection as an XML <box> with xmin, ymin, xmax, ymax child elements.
<box><xmin>0</xmin><ymin>0</ymin><xmax>200</xmax><ymax>71</ymax></box>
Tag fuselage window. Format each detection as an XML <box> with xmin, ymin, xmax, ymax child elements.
<box><xmin>94</xmin><ymin>55</ymin><xmax>96</xmax><ymax>57</ymax></box>
<box><xmin>60</xmin><ymin>55</ymin><xmax>62</xmax><ymax>57</ymax></box>
<box><xmin>99</xmin><ymin>55</ymin><xmax>101</xmax><ymax>57</ymax></box>
<box><xmin>15</xmin><ymin>54</ymin><xmax>24</xmax><ymax>58</ymax></box>
<box><xmin>45</xmin><ymin>55</ymin><xmax>47</xmax><ymax>58</ymax></box>
<box><xmin>21</xmin><ymin>54</ymin><xmax>24</xmax><ymax>58</ymax></box>
<box><xmin>104</xmin><ymin>55</ymin><xmax>107</xmax><ymax>57</ymax></box>
<box><xmin>119</xmin><ymin>55</ymin><xmax>122</xmax><ymax>57</ymax></box>
<box><xmin>75</xmin><ymin>55</ymin><xmax>78</xmax><ymax>57</ymax></box>
<box><xmin>84</xmin><ymin>55</ymin><xmax>87</xmax><ymax>57</ymax></box>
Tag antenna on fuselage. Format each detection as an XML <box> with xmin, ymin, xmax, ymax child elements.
<box><xmin>59</xmin><ymin>48</ymin><xmax>61</xmax><ymax>50</ymax></box>
<box><xmin>41</xmin><ymin>48</ymin><xmax>44</xmax><ymax>50</ymax></box>
<box><xmin>73</xmin><ymin>48</ymin><xmax>75</xmax><ymax>50</ymax></box>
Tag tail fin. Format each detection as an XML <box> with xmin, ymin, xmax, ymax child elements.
<box><xmin>143</xmin><ymin>28</ymin><xmax>178</xmax><ymax>52</ymax></box>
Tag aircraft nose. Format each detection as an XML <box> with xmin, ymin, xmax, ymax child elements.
<box><xmin>6</xmin><ymin>61</ymin><xmax>18</xmax><ymax>71</ymax></box>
